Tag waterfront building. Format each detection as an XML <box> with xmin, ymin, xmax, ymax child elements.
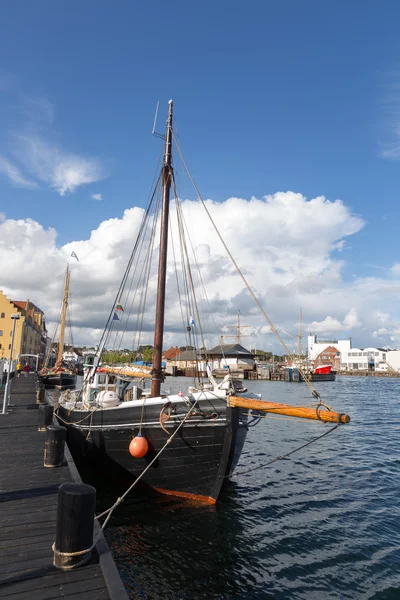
<box><xmin>386</xmin><ymin>350</ymin><xmax>400</xmax><ymax>373</ymax></box>
<box><xmin>340</xmin><ymin>347</ymin><xmax>390</xmax><ymax>372</ymax></box>
<box><xmin>207</xmin><ymin>343</ymin><xmax>255</xmax><ymax>371</ymax></box>
<box><xmin>307</xmin><ymin>334</ymin><xmax>351</xmax><ymax>361</ymax></box>
<box><xmin>0</xmin><ymin>290</ymin><xmax>47</xmax><ymax>367</ymax></box>
<box><xmin>314</xmin><ymin>345</ymin><xmax>340</xmax><ymax>368</ymax></box>
<box><xmin>162</xmin><ymin>346</ymin><xmax>183</xmax><ymax>369</ymax></box>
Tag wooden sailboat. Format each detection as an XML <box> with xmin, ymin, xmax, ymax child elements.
<box><xmin>40</xmin><ymin>265</ymin><xmax>77</xmax><ymax>389</ymax></box>
<box><xmin>55</xmin><ymin>102</ymin><xmax>349</xmax><ymax>503</ymax></box>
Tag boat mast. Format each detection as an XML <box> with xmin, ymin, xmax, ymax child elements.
<box><xmin>57</xmin><ymin>265</ymin><xmax>70</xmax><ymax>363</ymax></box>
<box><xmin>151</xmin><ymin>100</ymin><xmax>173</xmax><ymax>397</ymax></box>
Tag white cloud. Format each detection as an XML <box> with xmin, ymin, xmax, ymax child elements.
<box><xmin>0</xmin><ymin>156</ymin><xmax>38</xmax><ymax>188</ymax></box>
<box><xmin>91</xmin><ymin>193</ymin><xmax>102</xmax><ymax>201</ymax></box>
<box><xmin>14</xmin><ymin>135</ymin><xmax>106</xmax><ymax>195</ymax></box>
<box><xmin>0</xmin><ymin>191</ymin><xmax>399</xmax><ymax>350</ymax></box>
<box><xmin>390</xmin><ymin>263</ymin><xmax>400</xmax><ymax>277</ymax></box>
<box><xmin>0</xmin><ymin>92</ymin><xmax>107</xmax><ymax>195</ymax></box>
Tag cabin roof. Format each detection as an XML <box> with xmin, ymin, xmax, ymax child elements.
<box><xmin>207</xmin><ymin>343</ymin><xmax>253</xmax><ymax>357</ymax></box>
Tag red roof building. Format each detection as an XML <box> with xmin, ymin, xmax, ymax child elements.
<box><xmin>314</xmin><ymin>345</ymin><xmax>339</xmax><ymax>367</ymax></box>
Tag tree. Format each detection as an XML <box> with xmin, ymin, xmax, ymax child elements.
<box><xmin>142</xmin><ymin>347</ymin><xmax>153</xmax><ymax>364</ymax></box>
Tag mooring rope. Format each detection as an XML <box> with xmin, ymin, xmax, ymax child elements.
<box><xmin>95</xmin><ymin>393</ymin><xmax>205</xmax><ymax>529</ymax></box>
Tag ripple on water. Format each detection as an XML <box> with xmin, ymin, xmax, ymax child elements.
<box><xmin>85</xmin><ymin>376</ymin><xmax>400</xmax><ymax>599</ymax></box>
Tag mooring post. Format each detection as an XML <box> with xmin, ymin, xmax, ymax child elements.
<box><xmin>53</xmin><ymin>482</ymin><xmax>96</xmax><ymax>570</ymax></box>
<box><xmin>38</xmin><ymin>404</ymin><xmax>54</xmax><ymax>431</ymax></box>
<box><xmin>36</xmin><ymin>384</ymin><xmax>45</xmax><ymax>404</ymax></box>
<box><xmin>44</xmin><ymin>424</ymin><xmax>67</xmax><ymax>467</ymax></box>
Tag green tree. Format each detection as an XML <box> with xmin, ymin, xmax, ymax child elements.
<box><xmin>142</xmin><ymin>347</ymin><xmax>153</xmax><ymax>364</ymax></box>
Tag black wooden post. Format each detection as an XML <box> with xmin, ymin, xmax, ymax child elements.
<box><xmin>36</xmin><ymin>385</ymin><xmax>45</xmax><ymax>404</ymax></box>
<box><xmin>53</xmin><ymin>482</ymin><xmax>96</xmax><ymax>570</ymax></box>
<box><xmin>44</xmin><ymin>424</ymin><xmax>67</xmax><ymax>467</ymax></box>
<box><xmin>38</xmin><ymin>404</ymin><xmax>54</xmax><ymax>431</ymax></box>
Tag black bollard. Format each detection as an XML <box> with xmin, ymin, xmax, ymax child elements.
<box><xmin>44</xmin><ymin>424</ymin><xmax>67</xmax><ymax>467</ymax></box>
<box><xmin>36</xmin><ymin>386</ymin><xmax>45</xmax><ymax>404</ymax></box>
<box><xmin>53</xmin><ymin>483</ymin><xmax>96</xmax><ymax>570</ymax></box>
<box><xmin>38</xmin><ymin>404</ymin><xmax>54</xmax><ymax>431</ymax></box>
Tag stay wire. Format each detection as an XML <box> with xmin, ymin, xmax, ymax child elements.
<box><xmin>228</xmin><ymin>423</ymin><xmax>340</xmax><ymax>478</ymax></box>
<box><xmin>172</xmin><ymin>131</ymin><xmax>322</xmax><ymax>403</ymax></box>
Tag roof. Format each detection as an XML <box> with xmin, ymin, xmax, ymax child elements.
<box><xmin>207</xmin><ymin>343</ymin><xmax>253</xmax><ymax>357</ymax></box>
<box><xmin>162</xmin><ymin>347</ymin><xmax>183</xmax><ymax>360</ymax></box>
<box><xmin>316</xmin><ymin>345</ymin><xmax>339</xmax><ymax>355</ymax></box>
<box><xmin>11</xmin><ymin>300</ymin><xmax>44</xmax><ymax>315</ymax></box>
<box><xmin>175</xmin><ymin>350</ymin><xmax>203</xmax><ymax>361</ymax></box>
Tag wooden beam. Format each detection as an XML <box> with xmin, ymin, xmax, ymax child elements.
<box><xmin>229</xmin><ymin>395</ymin><xmax>350</xmax><ymax>424</ymax></box>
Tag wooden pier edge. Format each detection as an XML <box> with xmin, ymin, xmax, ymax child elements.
<box><xmin>0</xmin><ymin>374</ymin><xmax>130</xmax><ymax>600</ymax></box>
<box><xmin>63</xmin><ymin>441</ymin><xmax>129</xmax><ymax>600</ymax></box>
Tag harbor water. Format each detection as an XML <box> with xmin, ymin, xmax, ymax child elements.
<box><xmin>76</xmin><ymin>376</ymin><xmax>399</xmax><ymax>599</ymax></box>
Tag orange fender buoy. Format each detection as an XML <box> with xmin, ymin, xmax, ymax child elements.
<box><xmin>129</xmin><ymin>432</ymin><xmax>148</xmax><ymax>458</ymax></box>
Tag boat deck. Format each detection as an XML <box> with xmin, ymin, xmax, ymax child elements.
<box><xmin>0</xmin><ymin>374</ymin><xmax>128</xmax><ymax>599</ymax></box>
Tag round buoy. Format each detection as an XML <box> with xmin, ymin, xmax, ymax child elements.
<box><xmin>129</xmin><ymin>432</ymin><xmax>149</xmax><ymax>458</ymax></box>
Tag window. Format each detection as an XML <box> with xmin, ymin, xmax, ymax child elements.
<box><xmin>375</xmin><ymin>352</ymin><xmax>379</xmax><ymax>356</ymax></box>
<box><xmin>8</xmin><ymin>344</ymin><xmax>11</xmax><ymax>349</ymax></box>
<box><xmin>0</xmin><ymin>344</ymin><xmax>1</xmax><ymax>349</ymax></box>
<box><xmin>10</xmin><ymin>331</ymin><xmax>12</xmax><ymax>337</ymax></box>
<box><xmin>0</xmin><ymin>330</ymin><xmax>2</xmax><ymax>336</ymax></box>
<box><xmin>383</xmin><ymin>354</ymin><xmax>386</xmax><ymax>360</ymax></box>
<box><xmin>0</xmin><ymin>313</ymin><xmax>4</xmax><ymax>318</ymax></box>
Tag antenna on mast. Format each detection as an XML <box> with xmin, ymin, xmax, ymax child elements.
<box><xmin>152</xmin><ymin>100</ymin><xmax>166</xmax><ymax>140</ymax></box>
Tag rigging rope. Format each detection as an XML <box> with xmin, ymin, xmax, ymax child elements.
<box><xmin>95</xmin><ymin>394</ymin><xmax>203</xmax><ymax>529</ymax></box>
<box><xmin>227</xmin><ymin>423</ymin><xmax>340</xmax><ymax>477</ymax></box>
<box><xmin>172</xmin><ymin>131</ymin><xmax>322</xmax><ymax>402</ymax></box>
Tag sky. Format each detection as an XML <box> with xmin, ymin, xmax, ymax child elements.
<box><xmin>1</xmin><ymin>0</ymin><xmax>400</xmax><ymax>352</ymax></box>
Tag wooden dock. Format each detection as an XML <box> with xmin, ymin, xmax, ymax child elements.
<box><xmin>0</xmin><ymin>375</ymin><xmax>129</xmax><ymax>599</ymax></box>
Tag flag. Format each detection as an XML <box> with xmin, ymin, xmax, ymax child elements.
<box><xmin>113</xmin><ymin>312</ymin><xmax>120</xmax><ymax>321</ymax></box>
<box><xmin>71</xmin><ymin>251</ymin><xmax>79</xmax><ymax>262</ymax></box>
<box><xmin>116</xmin><ymin>303</ymin><xmax>124</xmax><ymax>312</ymax></box>
<box><xmin>189</xmin><ymin>316</ymin><xmax>195</xmax><ymax>327</ymax></box>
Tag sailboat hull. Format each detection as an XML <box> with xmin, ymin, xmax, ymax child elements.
<box><xmin>40</xmin><ymin>372</ymin><xmax>77</xmax><ymax>389</ymax></box>
<box><xmin>57</xmin><ymin>400</ymin><xmax>248</xmax><ymax>502</ymax></box>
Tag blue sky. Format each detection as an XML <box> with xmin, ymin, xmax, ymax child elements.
<box><xmin>1</xmin><ymin>1</ymin><xmax>400</xmax><ymax>347</ymax></box>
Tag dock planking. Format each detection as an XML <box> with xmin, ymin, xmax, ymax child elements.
<box><xmin>0</xmin><ymin>375</ymin><xmax>129</xmax><ymax>599</ymax></box>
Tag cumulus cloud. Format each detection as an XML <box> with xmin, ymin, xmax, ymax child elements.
<box><xmin>91</xmin><ymin>193</ymin><xmax>102</xmax><ymax>201</ymax></box>
<box><xmin>0</xmin><ymin>191</ymin><xmax>399</xmax><ymax>350</ymax></box>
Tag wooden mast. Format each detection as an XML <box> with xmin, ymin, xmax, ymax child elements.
<box><xmin>151</xmin><ymin>100</ymin><xmax>173</xmax><ymax>397</ymax></box>
<box><xmin>57</xmin><ymin>265</ymin><xmax>70</xmax><ymax>363</ymax></box>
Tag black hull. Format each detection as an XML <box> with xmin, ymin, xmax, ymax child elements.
<box><xmin>57</xmin><ymin>398</ymin><xmax>248</xmax><ymax>502</ymax></box>
<box><xmin>40</xmin><ymin>372</ymin><xmax>77</xmax><ymax>389</ymax></box>
<box><xmin>310</xmin><ymin>373</ymin><xmax>336</xmax><ymax>381</ymax></box>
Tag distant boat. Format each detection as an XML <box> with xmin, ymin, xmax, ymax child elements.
<box><xmin>39</xmin><ymin>266</ymin><xmax>77</xmax><ymax>389</ymax></box>
<box><xmin>310</xmin><ymin>364</ymin><xmax>336</xmax><ymax>382</ymax></box>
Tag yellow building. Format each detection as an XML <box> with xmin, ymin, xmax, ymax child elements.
<box><xmin>0</xmin><ymin>290</ymin><xmax>47</xmax><ymax>366</ymax></box>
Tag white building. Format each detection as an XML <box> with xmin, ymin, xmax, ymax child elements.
<box><xmin>386</xmin><ymin>350</ymin><xmax>400</xmax><ymax>373</ymax></box>
<box><xmin>340</xmin><ymin>347</ymin><xmax>389</xmax><ymax>372</ymax></box>
<box><xmin>307</xmin><ymin>334</ymin><xmax>351</xmax><ymax>361</ymax></box>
